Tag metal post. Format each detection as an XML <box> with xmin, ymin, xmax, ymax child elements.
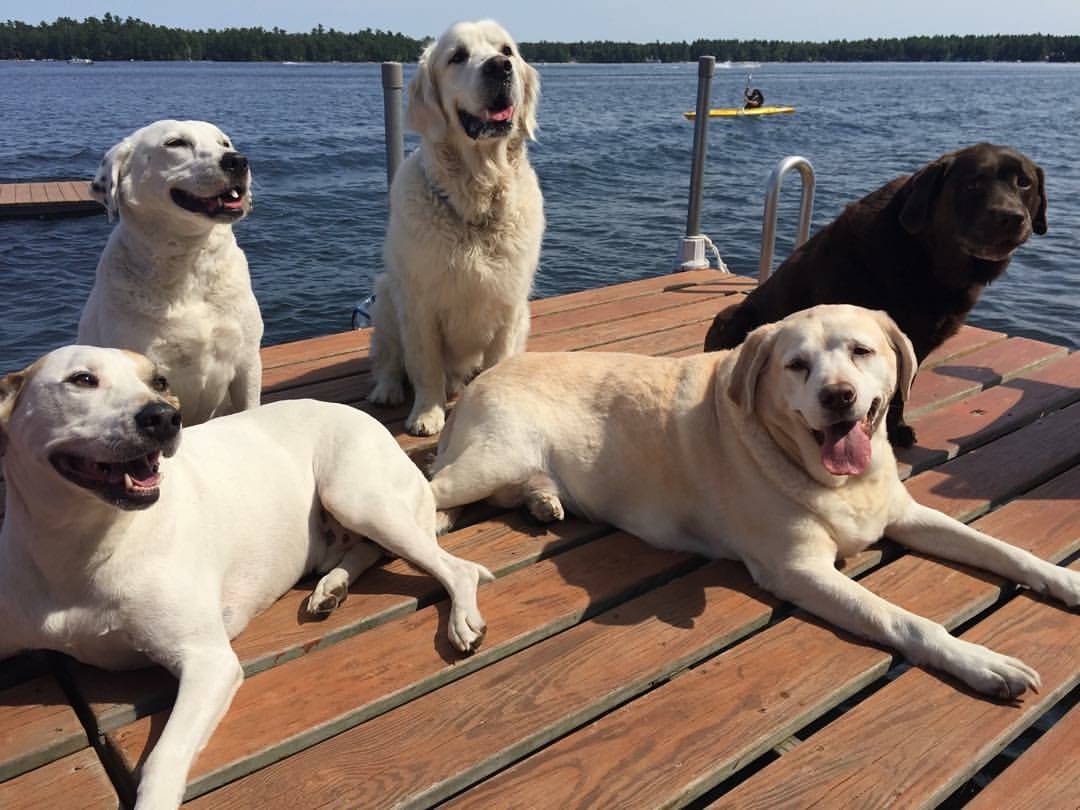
<box><xmin>758</xmin><ymin>155</ymin><xmax>815</xmax><ymax>282</ymax></box>
<box><xmin>678</xmin><ymin>55</ymin><xmax>716</xmax><ymax>270</ymax></box>
<box><xmin>381</xmin><ymin>62</ymin><xmax>405</xmax><ymax>191</ymax></box>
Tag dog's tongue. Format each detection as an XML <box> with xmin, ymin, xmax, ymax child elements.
<box><xmin>820</xmin><ymin>421</ymin><xmax>871</xmax><ymax>476</ymax></box>
<box><xmin>484</xmin><ymin>106</ymin><xmax>514</xmax><ymax>122</ymax></box>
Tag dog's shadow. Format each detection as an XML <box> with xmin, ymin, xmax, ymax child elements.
<box><xmin>898</xmin><ymin>362</ymin><xmax>1079</xmax><ymax>500</ymax></box>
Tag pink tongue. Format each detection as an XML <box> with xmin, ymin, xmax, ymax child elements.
<box><xmin>820</xmin><ymin>421</ymin><xmax>871</xmax><ymax>476</ymax></box>
<box><xmin>485</xmin><ymin>106</ymin><xmax>514</xmax><ymax>122</ymax></box>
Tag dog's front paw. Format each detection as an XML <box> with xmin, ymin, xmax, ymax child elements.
<box><xmin>1039</xmin><ymin>566</ymin><xmax>1080</xmax><ymax>608</ymax></box>
<box><xmin>368</xmin><ymin>378</ymin><xmax>405</xmax><ymax>407</ymax></box>
<box><xmin>888</xmin><ymin>420</ymin><xmax>917</xmax><ymax>449</ymax></box>
<box><xmin>406</xmin><ymin>404</ymin><xmax>445</xmax><ymax>436</ymax></box>
<box><xmin>943</xmin><ymin>638</ymin><xmax>1041</xmax><ymax>699</ymax></box>
<box><xmin>306</xmin><ymin>571</ymin><xmax>349</xmax><ymax>616</ymax></box>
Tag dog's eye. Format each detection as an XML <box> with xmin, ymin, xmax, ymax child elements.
<box><xmin>1016</xmin><ymin>174</ymin><xmax>1032</xmax><ymax>189</ymax></box>
<box><xmin>852</xmin><ymin>345</ymin><xmax>875</xmax><ymax>358</ymax></box>
<box><xmin>449</xmin><ymin>47</ymin><xmax>468</xmax><ymax>65</ymax></box>
<box><xmin>151</xmin><ymin>376</ymin><xmax>169</xmax><ymax>392</ymax></box>
<box><xmin>67</xmin><ymin>372</ymin><xmax>99</xmax><ymax>388</ymax></box>
<box><xmin>785</xmin><ymin>358</ymin><xmax>809</xmax><ymax>373</ymax></box>
<box><xmin>501</xmin><ymin>45</ymin><xmax>513</xmax><ymax>57</ymax></box>
<box><xmin>164</xmin><ymin>137</ymin><xmax>191</xmax><ymax>149</ymax></box>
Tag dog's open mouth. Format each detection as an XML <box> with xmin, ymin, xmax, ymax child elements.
<box><xmin>458</xmin><ymin>102</ymin><xmax>514</xmax><ymax>140</ymax></box>
<box><xmin>811</xmin><ymin>397</ymin><xmax>881</xmax><ymax>476</ymax></box>
<box><xmin>170</xmin><ymin>186</ymin><xmax>248</xmax><ymax>220</ymax></box>
<box><xmin>51</xmin><ymin>450</ymin><xmax>163</xmax><ymax>509</ymax></box>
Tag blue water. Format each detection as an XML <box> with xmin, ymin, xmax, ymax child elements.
<box><xmin>1</xmin><ymin>60</ymin><xmax>1078</xmax><ymax>371</ymax></box>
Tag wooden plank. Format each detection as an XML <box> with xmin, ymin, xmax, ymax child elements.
<box><xmin>898</xmin><ymin>350</ymin><xmax>1080</xmax><ymax>477</ymax></box>
<box><xmin>106</xmin><ymin>535</ymin><xmax>702</xmax><ymax>800</ymax></box>
<box><xmin>446</xmin><ymin>466</ymin><xmax>1080</xmax><ymax>809</ymax></box>
<box><xmin>69</xmin><ymin>513</ymin><xmax>612</xmax><ymax>734</ymax></box>
<box><xmin>922</xmin><ymin>325</ymin><xmax>1007</xmax><ymax>368</ymax></box>
<box><xmin>711</xmin><ymin>560</ymin><xmax>1080</xmax><ymax>809</ymax></box>
<box><xmin>966</xmin><ymin>701</ymin><xmax>1080</xmax><ymax>810</ymax></box>
<box><xmin>0</xmin><ymin>675</ymin><xmax>88</xmax><ymax>781</ymax></box>
<box><xmin>0</xmin><ymin>747</ymin><xmax>117</xmax><ymax>810</ymax></box>
<box><xmin>14</xmin><ymin>184</ymin><xmax>31</xmax><ymax>204</ymax></box>
<box><xmin>904</xmin><ymin>400</ymin><xmax>1080</xmax><ymax>522</ymax></box>
<box><xmin>0</xmin><ymin>183</ymin><xmax>15</xmax><ymax>205</ymax></box>
<box><xmin>906</xmin><ymin>336</ymin><xmax>1067</xmax><ymax>418</ymax></box>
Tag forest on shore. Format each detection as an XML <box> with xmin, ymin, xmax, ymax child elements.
<box><xmin>2</xmin><ymin>15</ymin><xmax>1077</xmax><ymax>63</ymax></box>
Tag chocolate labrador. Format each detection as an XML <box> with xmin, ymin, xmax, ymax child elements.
<box><xmin>703</xmin><ymin>143</ymin><xmax>1047</xmax><ymax>447</ymax></box>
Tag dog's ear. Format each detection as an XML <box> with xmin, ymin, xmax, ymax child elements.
<box><xmin>0</xmin><ymin>368</ymin><xmax>29</xmax><ymax>456</ymax></box>
<box><xmin>727</xmin><ymin>321</ymin><xmax>781</xmax><ymax>413</ymax></box>
<box><xmin>520</xmin><ymin>61</ymin><xmax>541</xmax><ymax>141</ymax></box>
<box><xmin>406</xmin><ymin>42</ymin><xmax>446</xmax><ymax>139</ymax></box>
<box><xmin>89</xmin><ymin>139</ymin><xmax>134</xmax><ymax>223</ymax></box>
<box><xmin>1031</xmin><ymin>165</ymin><xmax>1048</xmax><ymax>235</ymax></box>
<box><xmin>871</xmin><ymin>310</ymin><xmax>917</xmax><ymax>402</ymax></box>
<box><xmin>898</xmin><ymin>157</ymin><xmax>951</xmax><ymax>235</ymax></box>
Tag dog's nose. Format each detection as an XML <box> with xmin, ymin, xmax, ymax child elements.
<box><xmin>220</xmin><ymin>151</ymin><xmax>249</xmax><ymax>176</ymax></box>
<box><xmin>993</xmin><ymin>207</ymin><xmax>1026</xmax><ymax>231</ymax></box>
<box><xmin>135</xmin><ymin>402</ymin><xmax>182</xmax><ymax>443</ymax></box>
<box><xmin>819</xmin><ymin>383</ymin><xmax>856</xmax><ymax>412</ymax></box>
<box><xmin>483</xmin><ymin>55</ymin><xmax>513</xmax><ymax>80</ymax></box>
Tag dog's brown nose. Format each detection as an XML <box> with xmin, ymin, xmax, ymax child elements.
<box><xmin>819</xmin><ymin>383</ymin><xmax>856</xmax><ymax>412</ymax></box>
<box><xmin>483</xmin><ymin>55</ymin><xmax>513</xmax><ymax>80</ymax></box>
<box><xmin>135</xmin><ymin>402</ymin><xmax>182</xmax><ymax>443</ymax></box>
<box><xmin>220</xmin><ymin>151</ymin><xmax>248</xmax><ymax>176</ymax></box>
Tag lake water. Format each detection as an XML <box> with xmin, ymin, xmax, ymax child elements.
<box><xmin>1</xmin><ymin>59</ymin><xmax>1078</xmax><ymax>370</ymax></box>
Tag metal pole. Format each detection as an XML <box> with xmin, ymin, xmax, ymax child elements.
<box><xmin>685</xmin><ymin>55</ymin><xmax>715</xmax><ymax>238</ymax></box>
<box><xmin>758</xmin><ymin>155</ymin><xmax>815</xmax><ymax>282</ymax></box>
<box><xmin>381</xmin><ymin>62</ymin><xmax>404</xmax><ymax>191</ymax></box>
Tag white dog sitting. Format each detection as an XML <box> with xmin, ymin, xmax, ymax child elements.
<box><xmin>430</xmin><ymin>305</ymin><xmax>1080</xmax><ymax>699</ymax></box>
<box><xmin>0</xmin><ymin>346</ymin><xmax>492</xmax><ymax>809</ymax></box>
<box><xmin>369</xmin><ymin>20</ymin><xmax>545</xmax><ymax>436</ymax></box>
<box><xmin>80</xmin><ymin>119</ymin><xmax>263</xmax><ymax>426</ymax></box>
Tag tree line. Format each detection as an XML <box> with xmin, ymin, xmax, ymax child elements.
<box><xmin>1</xmin><ymin>15</ymin><xmax>1077</xmax><ymax>63</ymax></box>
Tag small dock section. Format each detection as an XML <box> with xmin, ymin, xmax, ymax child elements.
<box><xmin>0</xmin><ymin>268</ymin><xmax>1077</xmax><ymax>807</ymax></box>
<box><xmin>0</xmin><ymin>180</ymin><xmax>100</xmax><ymax>218</ymax></box>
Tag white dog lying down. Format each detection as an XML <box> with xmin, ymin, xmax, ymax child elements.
<box><xmin>0</xmin><ymin>346</ymin><xmax>492</xmax><ymax>810</ymax></box>
<box><xmin>369</xmin><ymin>20</ymin><xmax>544</xmax><ymax>436</ymax></box>
<box><xmin>80</xmin><ymin>119</ymin><xmax>263</xmax><ymax>426</ymax></box>
<box><xmin>431</xmin><ymin>304</ymin><xmax>1080</xmax><ymax>699</ymax></box>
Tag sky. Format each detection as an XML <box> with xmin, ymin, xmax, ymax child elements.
<box><xmin>4</xmin><ymin>1</ymin><xmax>1079</xmax><ymax>42</ymax></box>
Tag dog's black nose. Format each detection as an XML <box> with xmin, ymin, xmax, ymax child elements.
<box><xmin>220</xmin><ymin>151</ymin><xmax>249</xmax><ymax>176</ymax></box>
<box><xmin>819</xmin><ymin>383</ymin><xmax>856</xmax><ymax>412</ymax></box>
<box><xmin>993</xmin><ymin>207</ymin><xmax>1026</xmax><ymax>231</ymax></box>
<box><xmin>135</xmin><ymin>402</ymin><xmax>182</xmax><ymax>443</ymax></box>
<box><xmin>483</xmin><ymin>55</ymin><xmax>513</xmax><ymax>80</ymax></box>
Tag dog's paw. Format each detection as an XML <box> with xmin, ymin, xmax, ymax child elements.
<box><xmin>306</xmin><ymin>571</ymin><xmax>350</xmax><ymax>616</ymax></box>
<box><xmin>944</xmin><ymin>638</ymin><xmax>1041</xmax><ymax>699</ymax></box>
<box><xmin>368</xmin><ymin>379</ymin><xmax>405</xmax><ymax>407</ymax></box>
<box><xmin>435</xmin><ymin>508</ymin><xmax>460</xmax><ymax>536</ymax></box>
<box><xmin>526</xmin><ymin>491</ymin><xmax>565</xmax><ymax>523</ymax></box>
<box><xmin>887</xmin><ymin>421</ymin><xmax>917</xmax><ymax>449</ymax></box>
<box><xmin>406</xmin><ymin>405</ymin><xmax>445</xmax><ymax>436</ymax></box>
<box><xmin>1039</xmin><ymin>565</ymin><xmax>1080</xmax><ymax>608</ymax></box>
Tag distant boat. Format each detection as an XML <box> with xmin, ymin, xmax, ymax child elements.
<box><xmin>67</xmin><ymin>57</ymin><xmax>93</xmax><ymax>65</ymax></box>
<box><xmin>683</xmin><ymin>106</ymin><xmax>795</xmax><ymax>119</ymax></box>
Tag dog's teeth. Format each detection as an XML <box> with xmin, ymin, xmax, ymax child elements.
<box><xmin>228</xmin><ymin>189</ymin><xmax>240</xmax><ymax>199</ymax></box>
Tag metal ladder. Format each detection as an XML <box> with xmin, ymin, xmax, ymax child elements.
<box><xmin>679</xmin><ymin>56</ymin><xmax>816</xmax><ymax>282</ymax></box>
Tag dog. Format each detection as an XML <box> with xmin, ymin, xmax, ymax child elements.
<box><xmin>0</xmin><ymin>346</ymin><xmax>492</xmax><ymax>809</ymax></box>
<box><xmin>703</xmin><ymin>143</ymin><xmax>1047</xmax><ymax>447</ymax></box>
<box><xmin>80</xmin><ymin>119</ymin><xmax>264</xmax><ymax>426</ymax></box>
<box><xmin>368</xmin><ymin>20</ymin><xmax>544</xmax><ymax>436</ymax></box>
<box><xmin>430</xmin><ymin>305</ymin><xmax>1079</xmax><ymax>699</ymax></box>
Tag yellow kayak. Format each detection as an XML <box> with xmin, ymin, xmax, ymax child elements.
<box><xmin>683</xmin><ymin>106</ymin><xmax>795</xmax><ymax>119</ymax></box>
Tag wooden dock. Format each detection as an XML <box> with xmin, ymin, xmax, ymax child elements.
<box><xmin>0</xmin><ymin>180</ymin><xmax>101</xmax><ymax>218</ymax></box>
<box><xmin>1</xmin><ymin>268</ymin><xmax>1077</xmax><ymax>808</ymax></box>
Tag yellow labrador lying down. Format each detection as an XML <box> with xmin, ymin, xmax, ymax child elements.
<box><xmin>431</xmin><ymin>304</ymin><xmax>1079</xmax><ymax>699</ymax></box>
<box><xmin>0</xmin><ymin>346</ymin><xmax>492</xmax><ymax>810</ymax></box>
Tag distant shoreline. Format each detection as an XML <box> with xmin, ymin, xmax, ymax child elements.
<box><xmin>1</xmin><ymin>17</ymin><xmax>1077</xmax><ymax>63</ymax></box>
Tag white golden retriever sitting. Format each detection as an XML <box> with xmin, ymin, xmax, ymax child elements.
<box><xmin>369</xmin><ymin>20</ymin><xmax>545</xmax><ymax>436</ymax></box>
<box><xmin>430</xmin><ymin>305</ymin><xmax>1080</xmax><ymax>699</ymax></box>
<box><xmin>79</xmin><ymin>119</ymin><xmax>263</xmax><ymax>426</ymax></box>
<box><xmin>0</xmin><ymin>345</ymin><xmax>492</xmax><ymax>810</ymax></box>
